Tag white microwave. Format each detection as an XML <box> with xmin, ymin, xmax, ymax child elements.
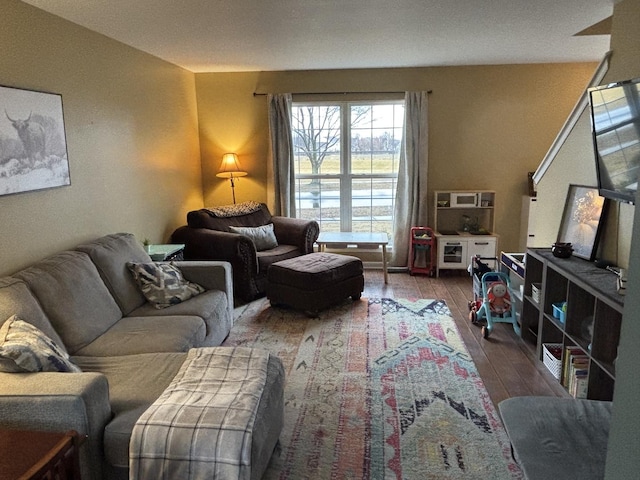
<box><xmin>450</xmin><ymin>192</ymin><xmax>479</xmax><ymax>208</ymax></box>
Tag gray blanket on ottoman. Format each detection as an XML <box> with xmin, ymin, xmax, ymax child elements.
<box><xmin>129</xmin><ymin>347</ymin><xmax>271</xmax><ymax>480</ymax></box>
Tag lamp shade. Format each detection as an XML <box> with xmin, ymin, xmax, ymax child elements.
<box><xmin>216</xmin><ymin>153</ymin><xmax>248</xmax><ymax>178</ymax></box>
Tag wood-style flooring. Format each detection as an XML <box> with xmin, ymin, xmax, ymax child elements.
<box><xmin>363</xmin><ymin>269</ymin><xmax>568</xmax><ymax>408</ymax></box>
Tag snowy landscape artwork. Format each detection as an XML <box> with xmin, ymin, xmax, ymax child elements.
<box><xmin>0</xmin><ymin>85</ymin><xmax>70</xmax><ymax>196</ymax></box>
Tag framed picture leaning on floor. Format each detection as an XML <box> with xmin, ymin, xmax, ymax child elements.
<box><xmin>557</xmin><ymin>184</ymin><xmax>608</xmax><ymax>261</ymax></box>
<box><xmin>0</xmin><ymin>84</ymin><xmax>70</xmax><ymax>196</ymax></box>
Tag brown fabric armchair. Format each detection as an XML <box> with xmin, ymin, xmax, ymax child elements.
<box><xmin>171</xmin><ymin>203</ymin><xmax>319</xmax><ymax>303</ymax></box>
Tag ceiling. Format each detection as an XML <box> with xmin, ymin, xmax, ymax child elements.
<box><xmin>22</xmin><ymin>0</ymin><xmax>614</xmax><ymax>73</ymax></box>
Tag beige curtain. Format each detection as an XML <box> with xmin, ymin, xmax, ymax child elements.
<box><xmin>267</xmin><ymin>93</ymin><xmax>295</xmax><ymax>217</ymax></box>
<box><xmin>390</xmin><ymin>91</ymin><xmax>430</xmax><ymax>267</ymax></box>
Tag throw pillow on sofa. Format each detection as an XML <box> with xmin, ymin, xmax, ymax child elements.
<box><xmin>229</xmin><ymin>223</ymin><xmax>278</xmax><ymax>251</ymax></box>
<box><xmin>0</xmin><ymin>315</ymin><xmax>82</xmax><ymax>373</ymax></box>
<box><xmin>127</xmin><ymin>262</ymin><xmax>205</xmax><ymax>309</ymax></box>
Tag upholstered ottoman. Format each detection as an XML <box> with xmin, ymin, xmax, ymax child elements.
<box><xmin>129</xmin><ymin>347</ymin><xmax>284</xmax><ymax>480</ymax></box>
<box><xmin>267</xmin><ymin>252</ymin><xmax>364</xmax><ymax>315</ymax></box>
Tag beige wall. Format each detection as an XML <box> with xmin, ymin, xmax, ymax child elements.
<box><xmin>1</xmin><ymin>0</ymin><xmax>596</xmax><ymax>277</ymax></box>
<box><xmin>0</xmin><ymin>0</ymin><xmax>203</xmax><ymax>276</ymax></box>
<box><xmin>196</xmin><ymin>73</ymin><xmax>271</xmax><ymax>207</ymax></box>
<box><xmin>196</xmin><ymin>64</ymin><xmax>596</xmax><ymax>253</ymax></box>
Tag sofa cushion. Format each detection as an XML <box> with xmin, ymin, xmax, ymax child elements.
<box><xmin>229</xmin><ymin>223</ymin><xmax>278</xmax><ymax>251</ymax></box>
<box><xmin>0</xmin><ymin>277</ymin><xmax>65</xmax><ymax>350</ymax></box>
<box><xmin>256</xmin><ymin>244</ymin><xmax>301</xmax><ymax>269</ymax></box>
<box><xmin>76</xmin><ymin>233</ymin><xmax>151</xmax><ymax>315</ymax></box>
<box><xmin>127</xmin><ymin>262</ymin><xmax>205</xmax><ymax>309</ymax></box>
<box><xmin>0</xmin><ymin>315</ymin><xmax>81</xmax><ymax>373</ymax></box>
<box><xmin>73</xmin><ymin>316</ymin><xmax>206</xmax><ymax>356</ymax></box>
<box><xmin>15</xmin><ymin>251</ymin><xmax>123</xmax><ymax>354</ymax></box>
<box><xmin>129</xmin><ymin>290</ymin><xmax>231</xmax><ymax>347</ymax></box>
<box><xmin>72</xmin><ymin>352</ymin><xmax>188</xmax><ymax>469</ymax></box>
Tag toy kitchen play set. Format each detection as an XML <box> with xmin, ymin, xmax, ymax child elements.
<box><xmin>433</xmin><ymin>190</ymin><xmax>497</xmax><ymax>277</ymax></box>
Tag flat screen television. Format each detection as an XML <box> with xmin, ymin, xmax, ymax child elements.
<box><xmin>588</xmin><ymin>78</ymin><xmax>640</xmax><ymax>205</ymax></box>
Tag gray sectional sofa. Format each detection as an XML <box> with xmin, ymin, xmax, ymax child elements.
<box><xmin>0</xmin><ymin>233</ymin><xmax>284</xmax><ymax>480</ymax></box>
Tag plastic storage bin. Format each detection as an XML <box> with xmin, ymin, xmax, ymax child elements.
<box><xmin>543</xmin><ymin>343</ymin><xmax>563</xmax><ymax>379</ymax></box>
<box><xmin>552</xmin><ymin>302</ymin><xmax>567</xmax><ymax>324</ymax></box>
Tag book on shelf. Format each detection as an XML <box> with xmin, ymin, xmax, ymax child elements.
<box><xmin>568</xmin><ymin>361</ymin><xmax>588</xmax><ymax>398</ymax></box>
<box><xmin>562</xmin><ymin>346</ymin><xmax>588</xmax><ymax>389</ymax></box>
<box><xmin>562</xmin><ymin>346</ymin><xmax>579</xmax><ymax>387</ymax></box>
<box><xmin>571</xmin><ymin>372</ymin><xmax>588</xmax><ymax>399</ymax></box>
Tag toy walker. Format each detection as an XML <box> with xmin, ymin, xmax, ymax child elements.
<box><xmin>468</xmin><ymin>256</ymin><xmax>521</xmax><ymax>339</ymax></box>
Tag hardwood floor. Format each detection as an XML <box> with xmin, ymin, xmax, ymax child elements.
<box><xmin>363</xmin><ymin>269</ymin><xmax>568</xmax><ymax>409</ymax></box>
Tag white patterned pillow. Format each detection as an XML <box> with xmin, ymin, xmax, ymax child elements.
<box><xmin>229</xmin><ymin>223</ymin><xmax>278</xmax><ymax>251</ymax></box>
<box><xmin>127</xmin><ymin>262</ymin><xmax>205</xmax><ymax>309</ymax></box>
<box><xmin>0</xmin><ymin>315</ymin><xmax>81</xmax><ymax>373</ymax></box>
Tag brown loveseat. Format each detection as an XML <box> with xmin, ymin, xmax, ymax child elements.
<box><xmin>171</xmin><ymin>202</ymin><xmax>319</xmax><ymax>303</ymax></box>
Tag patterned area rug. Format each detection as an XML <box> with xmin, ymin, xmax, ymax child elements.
<box><xmin>224</xmin><ymin>297</ymin><xmax>522</xmax><ymax>479</ymax></box>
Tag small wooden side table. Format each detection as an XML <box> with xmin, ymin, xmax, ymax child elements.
<box><xmin>146</xmin><ymin>243</ymin><xmax>185</xmax><ymax>261</ymax></box>
<box><xmin>0</xmin><ymin>429</ymin><xmax>84</xmax><ymax>480</ymax></box>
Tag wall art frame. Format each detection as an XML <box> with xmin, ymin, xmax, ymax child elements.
<box><xmin>0</xmin><ymin>84</ymin><xmax>70</xmax><ymax>196</ymax></box>
<box><xmin>557</xmin><ymin>184</ymin><xmax>608</xmax><ymax>261</ymax></box>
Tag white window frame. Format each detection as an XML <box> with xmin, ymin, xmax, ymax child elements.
<box><xmin>292</xmin><ymin>99</ymin><xmax>404</xmax><ymax>239</ymax></box>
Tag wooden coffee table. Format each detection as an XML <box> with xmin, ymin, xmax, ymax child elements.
<box><xmin>316</xmin><ymin>232</ymin><xmax>389</xmax><ymax>283</ymax></box>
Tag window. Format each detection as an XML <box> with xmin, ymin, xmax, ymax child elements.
<box><xmin>292</xmin><ymin>101</ymin><xmax>404</xmax><ymax>243</ymax></box>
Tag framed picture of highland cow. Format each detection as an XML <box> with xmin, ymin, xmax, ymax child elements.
<box><xmin>0</xmin><ymin>85</ymin><xmax>70</xmax><ymax>196</ymax></box>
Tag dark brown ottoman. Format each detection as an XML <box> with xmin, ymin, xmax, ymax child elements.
<box><xmin>267</xmin><ymin>252</ymin><xmax>364</xmax><ymax>315</ymax></box>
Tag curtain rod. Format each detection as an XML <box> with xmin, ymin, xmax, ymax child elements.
<box><xmin>253</xmin><ymin>90</ymin><xmax>432</xmax><ymax>97</ymax></box>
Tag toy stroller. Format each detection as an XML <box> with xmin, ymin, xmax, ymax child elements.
<box><xmin>468</xmin><ymin>256</ymin><xmax>521</xmax><ymax>339</ymax></box>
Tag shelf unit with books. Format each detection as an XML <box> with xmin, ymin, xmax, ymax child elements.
<box><xmin>522</xmin><ymin>248</ymin><xmax>624</xmax><ymax>401</ymax></box>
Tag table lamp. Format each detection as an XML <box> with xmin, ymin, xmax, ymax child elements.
<box><xmin>216</xmin><ymin>153</ymin><xmax>247</xmax><ymax>204</ymax></box>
